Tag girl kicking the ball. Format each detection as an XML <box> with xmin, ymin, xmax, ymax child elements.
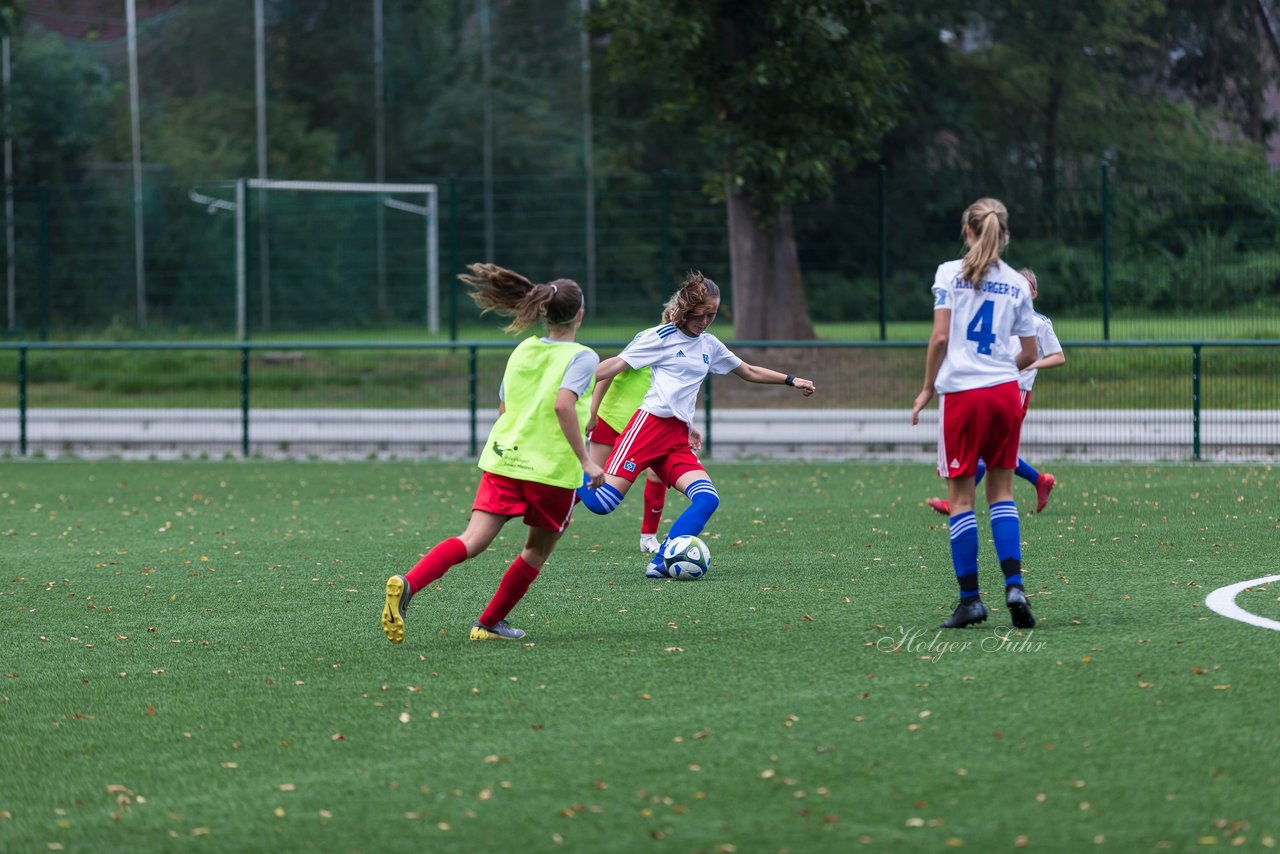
<box><xmin>587</xmin><ymin>316</ymin><xmax>703</xmax><ymax>556</ymax></box>
<box><xmin>576</xmin><ymin>271</ymin><xmax>815</xmax><ymax>577</ymax></box>
<box><xmin>381</xmin><ymin>263</ymin><xmax>604</xmax><ymax>645</ymax></box>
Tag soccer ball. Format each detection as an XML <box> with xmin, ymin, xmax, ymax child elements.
<box><xmin>661</xmin><ymin>535</ymin><xmax>711</xmax><ymax>580</ymax></box>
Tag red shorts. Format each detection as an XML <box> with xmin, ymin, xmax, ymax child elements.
<box><xmin>472</xmin><ymin>471</ymin><xmax>576</xmax><ymax>533</ymax></box>
<box><xmin>588</xmin><ymin>417</ymin><xmax>623</xmax><ymax>447</ymax></box>
<box><xmin>1020</xmin><ymin>388</ymin><xmax>1032</xmax><ymax>418</ymax></box>
<box><xmin>605</xmin><ymin>410</ymin><xmax>702</xmax><ymax>486</ymax></box>
<box><xmin>937</xmin><ymin>382</ymin><xmax>1023</xmax><ymax>478</ymax></box>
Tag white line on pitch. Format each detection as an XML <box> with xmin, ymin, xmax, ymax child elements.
<box><xmin>1204</xmin><ymin>575</ymin><xmax>1280</xmax><ymax>632</ymax></box>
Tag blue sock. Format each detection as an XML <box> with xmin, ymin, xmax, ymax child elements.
<box><xmin>974</xmin><ymin>459</ymin><xmax>987</xmax><ymax>486</ymax></box>
<box><xmin>666</xmin><ymin>480</ymin><xmax>719</xmax><ymax>539</ymax></box>
<box><xmin>576</xmin><ymin>475</ymin><xmax>624</xmax><ymax>515</ymax></box>
<box><xmin>989</xmin><ymin>500</ymin><xmax>1023</xmax><ymax>587</ymax></box>
<box><xmin>1015</xmin><ymin>458</ymin><xmax>1039</xmax><ymax>484</ymax></box>
<box><xmin>948</xmin><ymin>511</ymin><xmax>980</xmax><ymax>598</ymax></box>
<box><xmin>649</xmin><ymin>480</ymin><xmax>720</xmax><ymax>568</ymax></box>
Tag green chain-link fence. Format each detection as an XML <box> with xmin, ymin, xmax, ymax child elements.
<box><xmin>5</xmin><ymin>162</ymin><xmax>1280</xmax><ymax>341</ymax></box>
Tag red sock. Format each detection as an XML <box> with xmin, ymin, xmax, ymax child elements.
<box><xmin>404</xmin><ymin>537</ymin><xmax>468</xmax><ymax>593</ymax></box>
<box><xmin>641</xmin><ymin>478</ymin><xmax>666</xmax><ymax>535</ymax></box>
<box><xmin>478</xmin><ymin>556</ymin><xmax>540</xmax><ymax>627</ymax></box>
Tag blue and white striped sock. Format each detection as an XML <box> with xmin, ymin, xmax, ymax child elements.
<box><xmin>576</xmin><ymin>475</ymin><xmax>624</xmax><ymax>515</ymax></box>
<box><xmin>989</xmin><ymin>500</ymin><xmax>1023</xmax><ymax>587</ymax></box>
<box><xmin>948</xmin><ymin>510</ymin><xmax>980</xmax><ymax>598</ymax></box>
<box><xmin>647</xmin><ymin>480</ymin><xmax>720</xmax><ymax>571</ymax></box>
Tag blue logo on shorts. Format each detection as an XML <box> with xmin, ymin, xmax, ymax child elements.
<box><xmin>623</xmin><ymin>460</ymin><xmax>637</xmax><ymax>472</ymax></box>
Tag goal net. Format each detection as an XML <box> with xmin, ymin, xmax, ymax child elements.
<box><xmin>191</xmin><ymin>179</ymin><xmax>439</xmax><ymax>338</ymax></box>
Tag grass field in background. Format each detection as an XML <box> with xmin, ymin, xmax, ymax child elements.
<box><xmin>1</xmin><ymin>460</ymin><xmax>1277</xmax><ymax>852</ymax></box>
<box><xmin>12</xmin><ymin>315</ymin><xmax>1280</xmax><ymax>344</ymax></box>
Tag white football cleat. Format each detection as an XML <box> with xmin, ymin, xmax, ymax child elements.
<box><xmin>639</xmin><ymin>534</ymin><xmax>661</xmax><ymax>554</ymax></box>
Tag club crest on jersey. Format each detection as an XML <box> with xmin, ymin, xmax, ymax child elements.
<box><xmin>702</xmin><ymin>354</ymin><xmax>709</xmax><ymax>364</ymax></box>
<box><xmin>623</xmin><ymin>460</ymin><xmax>637</xmax><ymax>472</ymax></box>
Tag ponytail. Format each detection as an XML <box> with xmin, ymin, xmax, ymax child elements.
<box><xmin>460</xmin><ymin>263</ymin><xmax>583</xmax><ymax>334</ymax></box>
<box><xmin>959</xmin><ymin>198</ymin><xmax>1010</xmax><ymax>287</ymax></box>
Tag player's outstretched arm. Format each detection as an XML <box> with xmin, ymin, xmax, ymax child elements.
<box><xmin>730</xmin><ymin>363</ymin><xmax>816</xmax><ymax>396</ymax></box>
<box><xmin>595</xmin><ymin>356</ymin><xmax>631</xmax><ymax>383</ymax></box>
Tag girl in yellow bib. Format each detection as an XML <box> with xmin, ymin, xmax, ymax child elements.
<box><xmin>381</xmin><ymin>264</ymin><xmax>604</xmax><ymax>644</ymax></box>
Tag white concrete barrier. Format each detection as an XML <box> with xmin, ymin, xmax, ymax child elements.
<box><xmin>3</xmin><ymin>408</ymin><xmax>1278</xmax><ymax>461</ymax></box>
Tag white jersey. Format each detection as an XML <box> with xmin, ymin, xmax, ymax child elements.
<box><xmin>617</xmin><ymin>323</ymin><xmax>742</xmax><ymax>425</ymax></box>
<box><xmin>931</xmin><ymin>258</ymin><xmax>1036</xmax><ymax>394</ymax></box>
<box><xmin>1018</xmin><ymin>313</ymin><xmax>1062</xmax><ymax>392</ymax></box>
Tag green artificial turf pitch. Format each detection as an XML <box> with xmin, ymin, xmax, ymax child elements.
<box><xmin>1</xmin><ymin>460</ymin><xmax>1277</xmax><ymax>852</ymax></box>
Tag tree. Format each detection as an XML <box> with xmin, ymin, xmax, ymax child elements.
<box><xmin>1160</xmin><ymin>0</ymin><xmax>1279</xmax><ymax>151</ymax></box>
<box><xmin>590</xmin><ymin>0</ymin><xmax>903</xmax><ymax>339</ymax></box>
<box><xmin>6</xmin><ymin>29</ymin><xmax>117</xmax><ymax>185</ymax></box>
<box><xmin>954</xmin><ymin>0</ymin><xmax>1168</xmax><ymax>222</ymax></box>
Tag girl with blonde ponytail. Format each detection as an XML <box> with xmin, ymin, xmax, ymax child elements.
<box><xmin>911</xmin><ymin>198</ymin><xmax>1040</xmax><ymax>631</ymax></box>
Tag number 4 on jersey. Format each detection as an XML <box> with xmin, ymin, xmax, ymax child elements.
<box><xmin>966</xmin><ymin>300</ymin><xmax>997</xmax><ymax>355</ymax></box>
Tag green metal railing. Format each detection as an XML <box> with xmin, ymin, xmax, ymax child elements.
<box><xmin>3</xmin><ymin>340</ymin><xmax>1278</xmax><ymax>462</ymax></box>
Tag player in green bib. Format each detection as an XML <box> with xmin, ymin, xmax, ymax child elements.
<box><xmin>381</xmin><ymin>264</ymin><xmax>604</xmax><ymax>645</ymax></box>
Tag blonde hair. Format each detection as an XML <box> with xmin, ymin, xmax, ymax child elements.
<box><xmin>662</xmin><ymin>270</ymin><xmax>720</xmax><ymax>329</ymax></box>
<box><xmin>960</xmin><ymin>198</ymin><xmax>1010</xmax><ymax>287</ymax></box>
<box><xmin>459</xmin><ymin>263</ymin><xmax>583</xmax><ymax>334</ymax></box>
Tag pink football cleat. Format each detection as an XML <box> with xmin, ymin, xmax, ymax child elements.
<box><xmin>1035</xmin><ymin>473</ymin><xmax>1056</xmax><ymax>513</ymax></box>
